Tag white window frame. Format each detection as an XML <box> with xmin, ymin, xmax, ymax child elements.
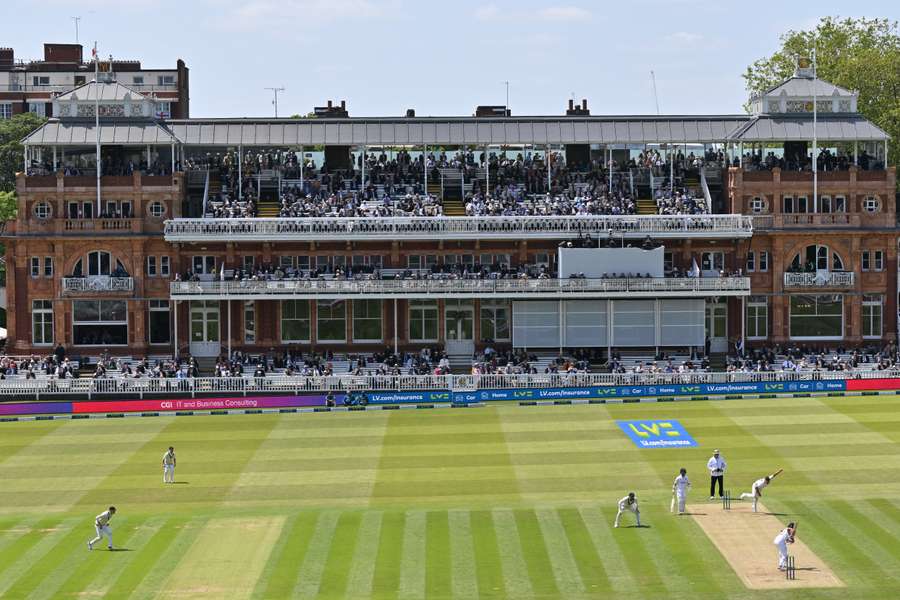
<box><xmin>147</xmin><ymin>256</ymin><xmax>158</xmax><ymax>277</ymax></box>
<box><xmin>32</xmin><ymin>299</ymin><xmax>54</xmax><ymax>345</ymax></box>
<box><xmin>409</xmin><ymin>300</ymin><xmax>439</xmax><ymax>342</ymax></box>
<box><xmin>759</xmin><ymin>251</ymin><xmax>769</xmax><ymax>272</ymax></box>
<box><xmin>863</xmin><ymin>196</ymin><xmax>879</xmax><ymax>213</ymax></box>
<box><xmin>352</xmin><ymin>299</ymin><xmax>383</xmax><ymax>342</ymax></box>
<box><xmin>244</xmin><ymin>301</ymin><xmax>256</xmax><ymax>344</ymax></box>
<box><xmin>30</xmin><ymin>257</ymin><xmax>40</xmax><ymax>277</ymax></box>
<box><xmin>746</xmin><ymin>251</ymin><xmax>755</xmax><ymax>273</ymax></box>
<box><xmin>745</xmin><ymin>296</ymin><xmax>768</xmax><ymax>340</ymax></box>
<box><xmin>148</xmin><ymin>300</ymin><xmax>171</xmax><ymax>345</ymax></box>
<box><xmin>160</xmin><ymin>256</ymin><xmax>170</xmax><ymax>277</ymax></box>
<box><xmin>316</xmin><ymin>300</ymin><xmax>347</xmax><ymax>343</ymax></box>
<box><xmin>749</xmin><ymin>196</ymin><xmax>764</xmax><ymax>213</ymax></box>
<box><xmin>0</xmin><ymin>102</ymin><xmax>12</xmax><ymax>120</ymax></box>
<box><xmin>43</xmin><ymin>256</ymin><xmax>53</xmax><ymax>277</ymax></box>
<box><xmin>862</xmin><ymin>295</ymin><xmax>883</xmax><ymax>339</ymax></box>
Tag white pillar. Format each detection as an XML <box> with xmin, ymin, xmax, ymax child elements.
<box><xmin>423</xmin><ymin>145</ymin><xmax>428</xmax><ymax>194</ymax></box>
<box><xmin>147</xmin><ymin>145</ymin><xmax>151</xmax><ymax>167</ymax></box>
<box><xmin>854</xmin><ymin>140</ymin><xmax>858</xmax><ymax>165</ymax></box>
<box><xmin>484</xmin><ymin>145</ymin><xmax>489</xmax><ymax>196</ymax></box>
<box><xmin>740</xmin><ymin>296</ymin><xmax>746</xmax><ymax>357</ymax></box>
<box><xmin>394</xmin><ymin>299</ymin><xmax>398</xmax><ymax>355</ymax></box>
<box><xmin>360</xmin><ymin>145</ymin><xmax>365</xmax><ymax>192</ymax></box>
<box><xmin>238</xmin><ymin>145</ymin><xmax>243</xmax><ymax>201</ymax></box>
<box><xmin>546</xmin><ymin>144</ymin><xmax>552</xmax><ymax>193</ymax></box>
<box><xmin>608</xmin><ymin>146</ymin><xmax>612</xmax><ymax>194</ymax></box>
<box><xmin>173</xmin><ymin>300</ymin><xmax>179</xmax><ymax>360</ymax></box>
<box><xmin>52</xmin><ymin>146</ymin><xmax>57</xmax><ymax>171</ymax></box>
<box><xmin>23</xmin><ymin>145</ymin><xmax>28</xmax><ymax>173</ymax></box>
<box><xmin>299</xmin><ymin>145</ymin><xmax>304</xmax><ymax>191</ymax></box>
<box><xmin>227</xmin><ymin>299</ymin><xmax>232</xmax><ymax>359</ymax></box>
<box><xmin>171</xmin><ymin>142</ymin><xmax>175</xmax><ymax>174</ymax></box>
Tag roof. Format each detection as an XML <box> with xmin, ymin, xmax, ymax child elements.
<box><xmin>165</xmin><ymin>116</ymin><xmax>749</xmax><ymax>146</ymax></box>
<box><xmin>22</xmin><ymin>119</ymin><xmax>179</xmax><ymax>145</ymax></box>
<box><xmin>730</xmin><ymin>115</ymin><xmax>889</xmax><ymax>142</ymax></box>
<box><xmin>54</xmin><ymin>80</ymin><xmax>150</xmax><ymax>102</ymax></box>
<box><xmin>762</xmin><ymin>77</ymin><xmax>855</xmax><ymax>98</ymax></box>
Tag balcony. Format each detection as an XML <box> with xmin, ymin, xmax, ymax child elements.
<box><xmin>753</xmin><ymin>214</ymin><xmax>860</xmax><ymax>230</ymax></box>
<box><xmin>163</xmin><ymin>214</ymin><xmax>754</xmax><ymax>243</ymax></box>
<box><xmin>62</xmin><ymin>277</ymin><xmax>134</xmax><ymax>295</ymax></box>
<box><xmin>783</xmin><ymin>271</ymin><xmax>855</xmax><ymax>289</ymax></box>
<box><xmin>170</xmin><ymin>276</ymin><xmax>751</xmax><ymax>300</ymax></box>
<box><xmin>21</xmin><ymin>173</ymin><xmax>177</xmax><ymax>191</ymax></box>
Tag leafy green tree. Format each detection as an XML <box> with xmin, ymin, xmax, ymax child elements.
<box><xmin>743</xmin><ymin>17</ymin><xmax>900</xmax><ymax>176</ymax></box>
<box><xmin>0</xmin><ymin>112</ymin><xmax>47</xmax><ymax>193</ymax></box>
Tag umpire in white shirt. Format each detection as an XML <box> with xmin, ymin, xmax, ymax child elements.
<box><xmin>707</xmin><ymin>449</ymin><xmax>727</xmax><ymax>500</ymax></box>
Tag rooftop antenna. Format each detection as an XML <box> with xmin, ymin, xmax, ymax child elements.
<box><xmin>650</xmin><ymin>70</ymin><xmax>661</xmax><ymax>115</ymax></box>
<box><xmin>72</xmin><ymin>16</ymin><xmax>81</xmax><ymax>44</ymax></box>
<box><xmin>503</xmin><ymin>80</ymin><xmax>509</xmax><ymax>115</ymax></box>
<box><xmin>265</xmin><ymin>86</ymin><xmax>285</xmax><ymax>118</ymax></box>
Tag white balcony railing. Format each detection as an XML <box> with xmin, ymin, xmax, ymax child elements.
<box><xmin>163</xmin><ymin>214</ymin><xmax>754</xmax><ymax>242</ymax></box>
<box><xmin>783</xmin><ymin>272</ymin><xmax>855</xmax><ymax>288</ymax></box>
<box><xmin>62</xmin><ymin>276</ymin><xmax>134</xmax><ymax>294</ymax></box>
<box><xmin>170</xmin><ymin>277</ymin><xmax>751</xmax><ymax>300</ymax></box>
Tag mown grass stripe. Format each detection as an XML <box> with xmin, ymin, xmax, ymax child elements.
<box><xmin>425</xmin><ymin>510</ymin><xmax>452</xmax><ymax>598</ymax></box>
<box><xmin>101</xmin><ymin>517</ymin><xmax>189</xmax><ymax>599</ymax></box>
<box><xmin>371</xmin><ymin>511</ymin><xmax>404</xmax><ymax>599</ymax></box>
<box><xmin>469</xmin><ymin>511</ymin><xmax>507</xmax><ymax>599</ymax></box>
<box><xmin>601</xmin><ymin>505</ymin><xmax>666</xmax><ymax>593</ymax></box>
<box><xmin>0</xmin><ymin>517</ymin><xmax>67</xmax><ymax>590</ymax></box>
<box><xmin>449</xmin><ymin>510</ymin><xmax>478</xmax><ymax>600</ymax></box>
<box><xmin>649</xmin><ymin>510</ymin><xmax>728</xmax><ymax>596</ymax></box>
<box><xmin>557</xmin><ymin>508</ymin><xmax>612</xmax><ymax>594</ymax></box>
<box><xmin>398</xmin><ymin>510</ymin><xmax>426</xmax><ymax>599</ymax></box>
<box><xmin>316</xmin><ymin>511</ymin><xmax>363</xmax><ymax>599</ymax></box>
<box><xmin>128</xmin><ymin>518</ymin><xmax>206</xmax><ymax>600</ymax></box>
<box><xmin>783</xmin><ymin>499</ymin><xmax>890</xmax><ymax>586</ymax></box>
<box><xmin>535</xmin><ymin>508</ymin><xmax>585</xmax><ymax>596</ymax></box>
<box><xmin>868</xmin><ymin>498</ymin><xmax>900</xmax><ymax>528</ymax></box>
<box><xmin>52</xmin><ymin>516</ymin><xmax>154</xmax><ymax>599</ymax></box>
<box><xmin>292</xmin><ymin>511</ymin><xmax>340</xmax><ymax>598</ymax></box>
<box><xmin>491</xmin><ymin>509</ymin><xmax>533</xmax><ymax>599</ymax></box>
<box><xmin>345</xmin><ymin>511</ymin><xmax>382</xmax><ymax>598</ymax></box>
<box><xmin>578</xmin><ymin>507</ymin><xmax>638</xmax><ymax>594</ymax></box>
<box><xmin>513</xmin><ymin>508</ymin><xmax>560</xmax><ymax>598</ymax></box>
<box><xmin>824</xmin><ymin>500</ymin><xmax>900</xmax><ymax>574</ymax></box>
<box><xmin>255</xmin><ymin>512</ymin><xmax>319</xmax><ymax>600</ymax></box>
<box><xmin>2</xmin><ymin>516</ymin><xmax>92</xmax><ymax>599</ymax></box>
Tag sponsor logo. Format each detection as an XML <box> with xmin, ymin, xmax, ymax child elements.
<box><xmin>514</xmin><ymin>390</ymin><xmax>534</xmax><ymax>398</ymax></box>
<box><xmin>764</xmin><ymin>383</ymin><xmax>785</xmax><ymax>391</ymax></box>
<box><xmin>617</xmin><ymin>419</ymin><xmax>698</xmax><ymax>449</ymax></box>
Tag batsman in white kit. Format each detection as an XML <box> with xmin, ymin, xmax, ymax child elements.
<box><xmin>773</xmin><ymin>522</ymin><xmax>797</xmax><ymax>570</ymax></box>
<box><xmin>87</xmin><ymin>506</ymin><xmax>116</xmax><ymax>550</ymax></box>
<box><xmin>671</xmin><ymin>468</ymin><xmax>691</xmax><ymax>514</ymax></box>
<box><xmin>614</xmin><ymin>492</ymin><xmax>641</xmax><ymax>527</ymax></box>
<box><xmin>740</xmin><ymin>468</ymin><xmax>783</xmax><ymax>512</ymax></box>
<box><xmin>163</xmin><ymin>446</ymin><xmax>176</xmax><ymax>483</ymax></box>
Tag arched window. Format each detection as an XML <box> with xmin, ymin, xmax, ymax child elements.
<box><xmin>790</xmin><ymin>245</ymin><xmax>844</xmax><ymax>272</ymax></box>
<box><xmin>76</xmin><ymin>252</ymin><xmax>129</xmax><ymax>277</ymax></box>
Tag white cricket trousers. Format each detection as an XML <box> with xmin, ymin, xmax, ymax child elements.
<box><xmin>740</xmin><ymin>490</ymin><xmax>759</xmax><ymax>512</ymax></box>
<box><xmin>775</xmin><ymin>539</ymin><xmax>788</xmax><ymax>568</ymax></box>
<box><xmin>676</xmin><ymin>491</ymin><xmax>687</xmax><ymax>513</ymax></box>
<box><xmin>164</xmin><ymin>464</ymin><xmax>175</xmax><ymax>483</ymax></box>
<box><xmin>90</xmin><ymin>525</ymin><xmax>113</xmax><ymax>548</ymax></box>
<box><xmin>614</xmin><ymin>505</ymin><xmax>640</xmax><ymax>527</ymax></box>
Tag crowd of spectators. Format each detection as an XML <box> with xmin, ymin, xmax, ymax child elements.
<box><xmin>727</xmin><ymin>343</ymin><xmax>899</xmax><ymax>373</ymax></box>
<box><xmin>741</xmin><ymin>147</ymin><xmax>882</xmax><ymax>172</ymax></box>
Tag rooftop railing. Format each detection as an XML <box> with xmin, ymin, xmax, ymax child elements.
<box><xmin>169</xmin><ymin>276</ymin><xmax>750</xmax><ymax>299</ymax></box>
<box><xmin>783</xmin><ymin>271</ymin><xmax>855</xmax><ymax>288</ymax></box>
<box><xmin>0</xmin><ymin>369</ymin><xmax>896</xmax><ymax>399</ymax></box>
<box><xmin>62</xmin><ymin>277</ymin><xmax>134</xmax><ymax>294</ymax></box>
<box><xmin>164</xmin><ymin>214</ymin><xmax>753</xmax><ymax>242</ymax></box>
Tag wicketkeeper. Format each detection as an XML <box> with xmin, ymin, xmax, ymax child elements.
<box><xmin>614</xmin><ymin>492</ymin><xmax>641</xmax><ymax>528</ymax></box>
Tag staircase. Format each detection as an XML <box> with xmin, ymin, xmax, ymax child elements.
<box><xmin>636</xmin><ymin>199</ymin><xmax>657</xmax><ymax>215</ymax></box>
<box><xmin>443</xmin><ymin>198</ymin><xmax>466</xmax><ymax>216</ymax></box>
<box><xmin>256</xmin><ymin>200</ymin><xmax>280</xmax><ymax>217</ymax></box>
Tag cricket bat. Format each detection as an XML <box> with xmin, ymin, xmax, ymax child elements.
<box><xmin>670</xmin><ymin>494</ymin><xmax>675</xmax><ymax>513</ymax></box>
<box><xmin>771</xmin><ymin>468</ymin><xmax>784</xmax><ymax>479</ymax></box>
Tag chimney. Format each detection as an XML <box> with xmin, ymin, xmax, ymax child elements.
<box><xmin>0</xmin><ymin>47</ymin><xmax>13</xmax><ymax>68</ymax></box>
<box><xmin>340</xmin><ymin>100</ymin><xmax>346</xmax><ymax>110</ymax></box>
<box><xmin>566</xmin><ymin>98</ymin><xmax>590</xmax><ymax>116</ymax></box>
<box><xmin>568</xmin><ymin>99</ymin><xmax>574</xmax><ymax>111</ymax></box>
<box><xmin>582</xmin><ymin>99</ymin><xmax>587</xmax><ymax>111</ymax></box>
<box><xmin>43</xmin><ymin>43</ymin><xmax>83</xmax><ymax>63</ymax></box>
<box><xmin>406</xmin><ymin>108</ymin><xmax>416</xmax><ymax>118</ymax></box>
<box><xmin>327</xmin><ymin>100</ymin><xmax>333</xmax><ymax>108</ymax></box>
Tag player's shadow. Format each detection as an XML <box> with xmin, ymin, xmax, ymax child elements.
<box><xmin>172</xmin><ymin>481</ymin><xmax>189</xmax><ymax>485</ymax></box>
<box><xmin>109</xmin><ymin>548</ymin><xmax>132</xmax><ymax>552</ymax></box>
<box><xmin>627</xmin><ymin>525</ymin><xmax>651</xmax><ymax>528</ymax></box>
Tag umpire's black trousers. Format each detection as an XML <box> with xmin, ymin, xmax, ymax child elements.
<box><xmin>710</xmin><ymin>475</ymin><xmax>724</xmax><ymax>497</ymax></box>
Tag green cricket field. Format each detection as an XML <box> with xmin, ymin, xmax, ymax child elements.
<box><xmin>1</xmin><ymin>395</ymin><xmax>899</xmax><ymax>599</ymax></box>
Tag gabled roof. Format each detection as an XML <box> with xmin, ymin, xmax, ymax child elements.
<box><xmin>728</xmin><ymin>115</ymin><xmax>888</xmax><ymax>142</ymax></box>
<box><xmin>54</xmin><ymin>80</ymin><xmax>151</xmax><ymax>102</ymax></box>
<box><xmin>21</xmin><ymin>119</ymin><xmax>179</xmax><ymax>145</ymax></box>
<box><xmin>762</xmin><ymin>77</ymin><xmax>855</xmax><ymax>98</ymax></box>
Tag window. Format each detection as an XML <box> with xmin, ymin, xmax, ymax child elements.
<box><xmin>88</xmin><ymin>251</ymin><xmax>112</xmax><ymax>276</ymax></box>
<box><xmin>192</xmin><ymin>256</ymin><xmax>215</xmax><ymax>274</ymax></box>
<box><xmin>148</xmin><ymin>201</ymin><xmax>165</xmax><ymax>218</ymax></box>
<box><xmin>28</xmin><ymin>102</ymin><xmax>46</xmax><ymax>117</ymax></box>
<box><xmin>783</xmin><ymin>196</ymin><xmax>809</xmax><ymax>214</ymax></box>
<box><xmin>160</xmin><ymin>256</ymin><xmax>170</xmax><ymax>277</ymax></box>
<box><xmin>0</xmin><ymin>103</ymin><xmax>12</xmax><ymax>120</ymax></box>
<box><xmin>480</xmin><ymin>301</ymin><xmax>510</xmax><ymax>341</ymax></box>
<box><xmin>30</xmin><ymin>257</ymin><xmax>40</xmax><ymax>277</ymax></box>
<box><xmin>147</xmin><ymin>256</ymin><xmax>157</xmax><ymax>276</ymax></box>
<box><xmin>749</xmin><ymin>197</ymin><xmax>765</xmax><ymax>213</ymax></box>
<box><xmin>32</xmin><ymin>300</ymin><xmax>54</xmax><ymax>345</ymax></box>
<box><xmin>43</xmin><ymin>257</ymin><xmax>53</xmax><ymax>277</ymax></box>
<box><xmin>759</xmin><ymin>251</ymin><xmax>769</xmax><ymax>272</ymax></box>
<box><xmin>352</xmin><ymin>300</ymin><xmax>382</xmax><ymax>341</ymax></box>
<box><xmin>279</xmin><ymin>256</ymin><xmax>295</xmax><ymax>269</ymax></box>
<box><xmin>789</xmin><ymin>295</ymin><xmax>843</xmax><ymax>339</ymax></box>
<box><xmin>791</xmin><ymin>245</ymin><xmax>844</xmax><ymax>272</ymax></box>
<box><xmin>148</xmin><ymin>300</ymin><xmax>171</xmax><ymax>344</ymax></box>
<box><xmin>862</xmin><ymin>295</ymin><xmax>883</xmax><ymax>339</ymax></box>
<box><xmin>701</xmin><ymin>252</ymin><xmax>724</xmax><ymax>273</ymax></box>
<box><xmin>746</xmin><ymin>251</ymin><xmax>755</xmax><ymax>272</ymax></box>
<box><xmin>33</xmin><ymin>202</ymin><xmax>51</xmax><ymax>219</ymax></box>
<box><xmin>862</xmin><ymin>250</ymin><xmax>884</xmax><ymax>272</ymax></box>
<box><xmin>155</xmin><ymin>102</ymin><xmax>171</xmax><ymax>118</ymax></box>
<box><xmin>296</xmin><ymin>256</ymin><xmax>310</xmax><ymax>271</ymax></box>
<box><xmin>664</xmin><ymin>252</ymin><xmax>674</xmax><ymax>273</ymax></box>
<box><xmin>280</xmin><ymin>300</ymin><xmax>310</xmax><ymax>342</ymax></box>
<box><xmin>409</xmin><ymin>300</ymin><xmax>438</xmax><ymax>341</ymax></box>
<box><xmin>782</xmin><ymin>196</ymin><xmax>793</xmax><ymax>213</ymax></box>
<box><xmin>32</xmin><ymin>76</ymin><xmax>50</xmax><ymax>86</ymax></box>
<box><xmin>316</xmin><ymin>300</ymin><xmax>346</xmax><ymax>342</ymax></box>
<box><xmin>863</xmin><ymin>196</ymin><xmax>880</xmax><ymax>213</ymax></box>
<box><xmin>243</xmin><ymin>256</ymin><xmax>255</xmax><ymax>271</ymax></box>
<box><xmin>244</xmin><ymin>301</ymin><xmax>256</xmax><ymax>343</ymax></box>
<box><xmin>73</xmin><ymin>300</ymin><xmax>129</xmax><ymax>345</ymax></box>
<box><xmin>745</xmin><ymin>296</ymin><xmax>768</xmax><ymax>339</ymax></box>
<box><xmin>74</xmin><ymin>75</ymin><xmax>86</xmax><ymax>86</ymax></box>
<box><xmin>157</xmin><ymin>75</ymin><xmax>175</xmax><ymax>86</ymax></box>
<box><xmin>133</xmin><ymin>76</ymin><xmax>144</xmax><ymax>85</ymax></box>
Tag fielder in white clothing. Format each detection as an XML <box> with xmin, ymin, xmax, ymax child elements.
<box><xmin>773</xmin><ymin>522</ymin><xmax>796</xmax><ymax>570</ymax></box>
<box><xmin>672</xmin><ymin>468</ymin><xmax>691</xmax><ymax>514</ymax></box>
<box><xmin>163</xmin><ymin>446</ymin><xmax>176</xmax><ymax>483</ymax></box>
<box><xmin>88</xmin><ymin>506</ymin><xmax>116</xmax><ymax>550</ymax></box>
<box><xmin>614</xmin><ymin>492</ymin><xmax>641</xmax><ymax>527</ymax></box>
<box><xmin>740</xmin><ymin>469</ymin><xmax>782</xmax><ymax>512</ymax></box>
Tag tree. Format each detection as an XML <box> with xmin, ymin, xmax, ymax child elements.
<box><xmin>743</xmin><ymin>17</ymin><xmax>900</xmax><ymax>177</ymax></box>
<box><xmin>0</xmin><ymin>112</ymin><xmax>47</xmax><ymax>193</ymax></box>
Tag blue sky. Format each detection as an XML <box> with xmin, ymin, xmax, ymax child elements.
<box><xmin>4</xmin><ymin>0</ymin><xmax>895</xmax><ymax>118</ymax></box>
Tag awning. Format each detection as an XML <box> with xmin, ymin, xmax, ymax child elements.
<box><xmin>22</xmin><ymin>120</ymin><xmax>181</xmax><ymax>146</ymax></box>
<box><xmin>729</xmin><ymin>116</ymin><xmax>889</xmax><ymax>142</ymax></box>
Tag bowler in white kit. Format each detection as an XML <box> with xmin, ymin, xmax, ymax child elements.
<box><xmin>163</xmin><ymin>446</ymin><xmax>176</xmax><ymax>483</ymax></box>
<box><xmin>740</xmin><ymin>469</ymin><xmax>782</xmax><ymax>512</ymax></box>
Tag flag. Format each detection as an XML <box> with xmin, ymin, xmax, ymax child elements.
<box><xmin>690</xmin><ymin>257</ymin><xmax>700</xmax><ymax>278</ymax></box>
<box><xmin>737</xmin><ymin>338</ymin><xmax>745</xmax><ymax>356</ymax></box>
<box><xmin>219</xmin><ymin>261</ymin><xmax>225</xmax><ymax>282</ymax></box>
<box><xmin>92</xmin><ymin>44</ymin><xmax>97</xmax><ymax>60</ymax></box>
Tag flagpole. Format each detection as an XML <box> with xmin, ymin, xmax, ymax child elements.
<box><xmin>94</xmin><ymin>42</ymin><xmax>101</xmax><ymax>214</ymax></box>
